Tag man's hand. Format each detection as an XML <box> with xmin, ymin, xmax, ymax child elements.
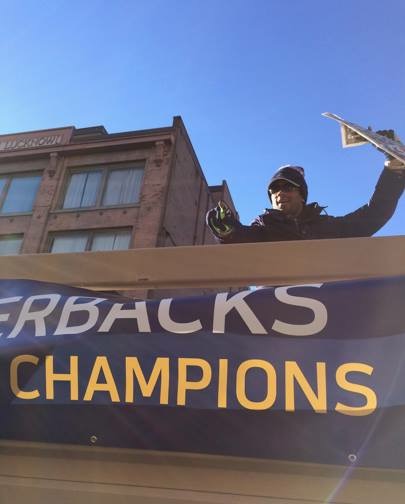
<box><xmin>206</xmin><ymin>200</ymin><xmax>236</xmax><ymax>238</ymax></box>
<box><xmin>376</xmin><ymin>129</ymin><xmax>399</xmax><ymax>142</ymax></box>
<box><xmin>384</xmin><ymin>158</ymin><xmax>405</xmax><ymax>170</ymax></box>
<box><xmin>375</xmin><ymin>129</ymin><xmax>405</xmax><ymax>170</ymax></box>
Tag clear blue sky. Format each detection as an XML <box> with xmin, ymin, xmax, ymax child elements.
<box><xmin>1</xmin><ymin>0</ymin><xmax>404</xmax><ymax>235</ymax></box>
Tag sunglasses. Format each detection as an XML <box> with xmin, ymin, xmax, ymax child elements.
<box><xmin>269</xmin><ymin>181</ymin><xmax>299</xmax><ymax>194</ymax></box>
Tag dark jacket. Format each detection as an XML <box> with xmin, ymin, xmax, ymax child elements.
<box><xmin>219</xmin><ymin>168</ymin><xmax>405</xmax><ymax>243</ymax></box>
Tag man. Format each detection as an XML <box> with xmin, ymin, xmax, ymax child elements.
<box><xmin>207</xmin><ymin>157</ymin><xmax>405</xmax><ymax>244</ymax></box>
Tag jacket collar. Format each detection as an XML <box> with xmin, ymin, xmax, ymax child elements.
<box><xmin>266</xmin><ymin>202</ymin><xmax>325</xmax><ymax>221</ymax></box>
<box><xmin>299</xmin><ymin>202</ymin><xmax>325</xmax><ymax>221</ymax></box>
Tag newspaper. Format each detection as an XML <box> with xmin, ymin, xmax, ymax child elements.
<box><xmin>323</xmin><ymin>112</ymin><xmax>405</xmax><ymax>164</ymax></box>
<box><xmin>340</xmin><ymin>124</ymin><xmax>369</xmax><ymax>148</ymax></box>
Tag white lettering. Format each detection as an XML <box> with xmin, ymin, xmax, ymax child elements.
<box><xmin>0</xmin><ymin>297</ymin><xmax>23</xmax><ymax>337</ymax></box>
<box><xmin>54</xmin><ymin>296</ymin><xmax>105</xmax><ymax>335</ymax></box>
<box><xmin>0</xmin><ymin>134</ymin><xmax>65</xmax><ymax>152</ymax></box>
<box><xmin>272</xmin><ymin>284</ymin><xmax>327</xmax><ymax>336</ymax></box>
<box><xmin>158</xmin><ymin>299</ymin><xmax>202</xmax><ymax>333</ymax></box>
<box><xmin>7</xmin><ymin>294</ymin><xmax>61</xmax><ymax>338</ymax></box>
<box><xmin>213</xmin><ymin>291</ymin><xmax>267</xmax><ymax>334</ymax></box>
<box><xmin>99</xmin><ymin>301</ymin><xmax>151</xmax><ymax>333</ymax></box>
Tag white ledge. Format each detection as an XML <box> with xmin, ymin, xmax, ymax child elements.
<box><xmin>0</xmin><ymin>235</ymin><xmax>404</xmax><ymax>290</ymax></box>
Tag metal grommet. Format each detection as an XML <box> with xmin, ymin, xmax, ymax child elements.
<box><xmin>348</xmin><ymin>453</ymin><xmax>357</xmax><ymax>463</ymax></box>
<box><xmin>90</xmin><ymin>435</ymin><xmax>98</xmax><ymax>444</ymax></box>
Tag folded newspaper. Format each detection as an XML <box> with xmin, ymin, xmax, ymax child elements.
<box><xmin>323</xmin><ymin>112</ymin><xmax>405</xmax><ymax>164</ymax></box>
<box><xmin>340</xmin><ymin>124</ymin><xmax>369</xmax><ymax>148</ymax></box>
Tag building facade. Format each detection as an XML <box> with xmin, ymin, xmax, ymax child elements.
<box><xmin>0</xmin><ymin>117</ymin><xmax>236</xmax><ymax>298</ymax></box>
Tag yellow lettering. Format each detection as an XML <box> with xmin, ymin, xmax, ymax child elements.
<box><xmin>84</xmin><ymin>356</ymin><xmax>120</xmax><ymax>402</ymax></box>
<box><xmin>10</xmin><ymin>354</ymin><xmax>40</xmax><ymax>399</ymax></box>
<box><xmin>125</xmin><ymin>357</ymin><xmax>169</xmax><ymax>404</ymax></box>
<box><xmin>45</xmin><ymin>355</ymin><xmax>78</xmax><ymax>400</ymax></box>
<box><xmin>335</xmin><ymin>363</ymin><xmax>377</xmax><ymax>416</ymax></box>
<box><xmin>177</xmin><ymin>358</ymin><xmax>212</xmax><ymax>405</ymax></box>
<box><xmin>285</xmin><ymin>361</ymin><xmax>327</xmax><ymax>413</ymax></box>
<box><xmin>218</xmin><ymin>358</ymin><xmax>228</xmax><ymax>408</ymax></box>
<box><xmin>236</xmin><ymin>359</ymin><xmax>276</xmax><ymax>410</ymax></box>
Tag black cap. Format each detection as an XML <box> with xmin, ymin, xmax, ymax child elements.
<box><xmin>268</xmin><ymin>165</ymin><xmax>308</xmax><ymax>203</ymax></box>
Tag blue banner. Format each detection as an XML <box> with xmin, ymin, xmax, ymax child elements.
<box><xmin>0</xmin><ymin>277</ymin><xmax>405</xmax><ymax>468</ymax></box>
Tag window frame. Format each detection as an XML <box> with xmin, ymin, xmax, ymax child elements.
<box><xmin>48</xmin><ymin>228</ymin><xmax>133</xmax><ymax>253</ymax></box>
<box><xmin>60</xmin><ymin>162</ymin><xmax>145</xmax><ymax>210</ymax></box>
<box><xmin>0</xmin><ymin>172</ymin><xmax>42</xmax><ymax>215</ymax></box>
<box><xmin>0</xmin><ymin>234</ymin><xmax>24</xmax><ymax>255</ymax></box>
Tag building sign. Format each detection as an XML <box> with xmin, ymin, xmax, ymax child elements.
<box><xmin>0</xmin><ymin>127</ymin><xmax>73</xmax><ymax>152</ymax></box>
<box><xmin>0</xmin><ymin>276</ymin><xmax>405</xmax><ymax>469</ymax></box>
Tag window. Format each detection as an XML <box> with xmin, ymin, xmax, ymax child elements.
<box><xmin>0</xmin><ymin>235</ymin><xmax>23</xmax><ymax>255</ymax></box>
<box><xmin>50</xmin><ymin>229</ymin><xmax>131</xmax><ymax>253</ymax></box>
<box><xmin>62</xmin><ymin>164</ymin><xmax>144</xmax><ymax>209</ymax></box>
<box><xmin>0</xmin><ymin>174</ymin><xmax>41</xmax><ymax>213</ymax></box>
<box><xmin>63</xmin><ymin>171</ymin><xmax>101</xmax><ymax>208</ymax></box>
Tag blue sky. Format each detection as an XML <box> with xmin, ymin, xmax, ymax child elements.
<box><xmin>1</xmin><ymin>0</ymin><xmax>404</xmax><ymax>235</ymax></box>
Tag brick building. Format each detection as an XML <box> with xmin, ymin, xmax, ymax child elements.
<box><xmin>0</xmin><ymin>117</ymin><xmax>236</xmax><ymax>298</ymax></box>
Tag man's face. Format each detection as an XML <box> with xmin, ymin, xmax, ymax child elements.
<box><xmin>270</xmin><ymin>180</ymin><xmax>304</xmax><ymax>218</ymax></box>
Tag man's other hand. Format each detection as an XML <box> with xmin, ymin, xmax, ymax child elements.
<box><xmin>376</xmin><ymin>129</ymin><xmax>399</xmax><ymax>141</ymax></box>
<box><xmin>206</xmin><ymin>200</ymin><xmax>236</xmax><ymax>238</ymax></box>
<box><xmin>384</xmin><ymin>158</ymin><xmax>405</xmax><ymax>170</ymax></box>
<box><xmin>375</xmin><ymin>129</ymin><xmax>405</xmax><ymax>169</ymax></box>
